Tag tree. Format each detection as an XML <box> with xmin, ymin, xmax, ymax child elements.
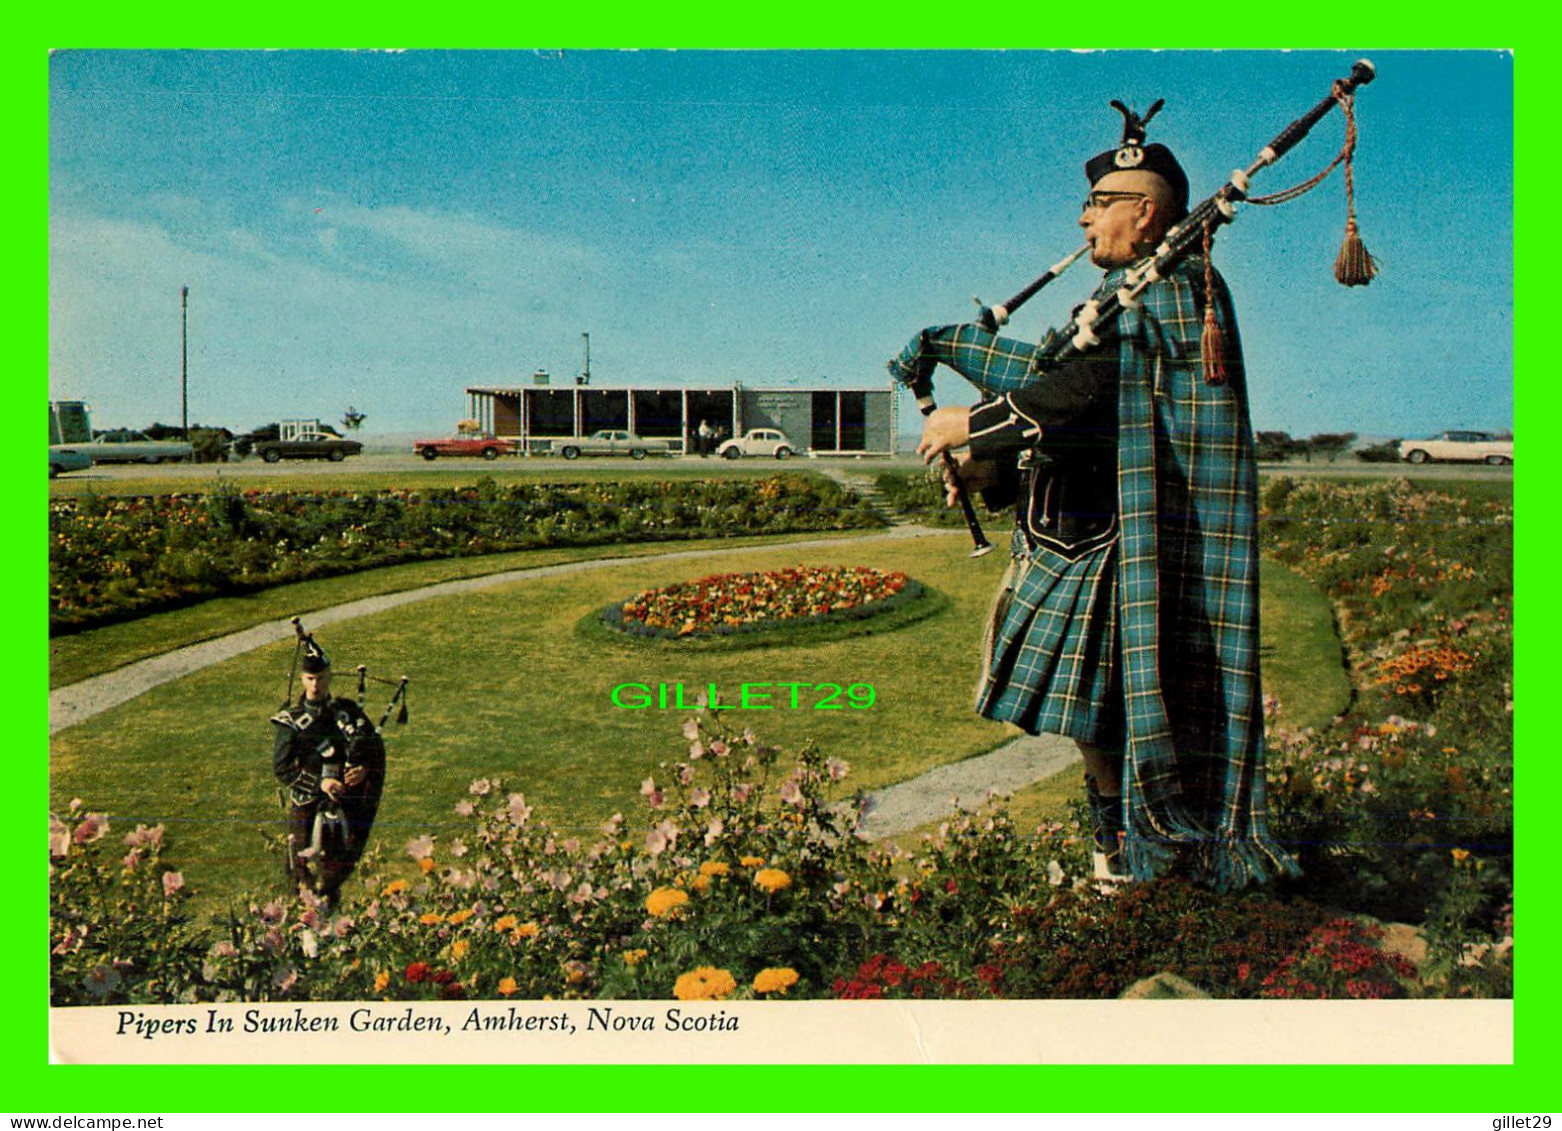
<box><xmin>1254</xmin><ymin>431</ymin><xmax>1298</xmax><ymax>462</ymax></box>
<box><xmin>1306</xmin><ymin>432</ymin><xmax>1358</xmax><ymax>463</ymax></box>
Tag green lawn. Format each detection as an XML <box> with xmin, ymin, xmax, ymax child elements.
<box><xmin>50</xmin><ymin>530</ymin><xmax>1347</xmax><ymax>915</ymax></box>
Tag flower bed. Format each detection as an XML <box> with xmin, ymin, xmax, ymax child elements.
<box><xmin>49</xmin><ymin>475</ymin><xmax>883</xmax><ymax>634</ymax></box>
<box><xmin>50</xmin><ymin>709</ymin><xmax>1453</xmax><ymax>1005</ymax></box>
<box><xmin>602</xmin><ymin>566</ymin><xmax>920</xmax><ymax>639</ymax></box>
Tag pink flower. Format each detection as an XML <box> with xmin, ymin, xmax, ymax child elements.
<box><xmin>405</xmin><ymin>834</ymin><xmax>436</xmax><ymax>860</ymax></box>
<box><xmin>260</xmin><ymin>899</ymin><xmax>286</xmax><ymax>925</ymax></box>
<box><xmin>506</xmin><ymin>793</ymin><xmax>533</xmax><ymax>825</ymax></box>
<box><xmin>826</xmin><ymin>758</ymin><xmax>850</xmax><ymax>782</ymax></box>
<box><xmin>779</xmin><ymin>778</ymin><xmax>804</xmax><ymax>806</ymax></box>
<box><xmin>211</xmin><ymin>941</ymin><xmax>239</xmax><ymax>959</ymax></box>
<box><xmin>682</xmin><ymin>718</ymin><xmax>701</xmax><ymax>741</ymax></box>
<box><xmin>161</xmin><ymin>871</ymin><xmax>185</xmax><ymax>898</ymax></box>
<box><xmin>49</xmin><ymin>817</ymin><xmax>71</xmax><ymax>859</ymax></box>
<box><xmin>646</xmin><ymin>820</ymin><xmax>678</xmax><ymax>857</ymax></box>
<box><xmin>53</xmin><ymin>925</ymin><xmax>87</xmax><ymax>955</ymax></box>
<box><xmin>331</xmin><ymin>916</ymin><xmax>354</xmax><ymax>940</ymax></box>
<box><xmin>73</xmin><ymin>813</ymin><xmax>109</xmax><ymax>844</ymax></box>
<box><xmin>689</xmin><ymin>788</ymin><xmax>711</xmax><ymax>809</ymax></box>
<box><xmin>640</xmin><ymin>778</ymin><xmax>663</xmax><ymax>808</ymax></box>
<box><xmin>298</xmin><ymin>928</ymin><xmax>319</xmax><ymax>959</ymax></box>
<box><xmin>124</xmin><ymin>823</ymin><xmax>165</xmax><ymax>851</ymax></box>
<box><xmin>272</xmin><ymin>966</ymin><xmax>299</xmax><ymax>993</ymax></box>
<box><xmin>454</xmin><ymin>799</ymin><xmax>475</xmax><ymax>817</ymax></box>
<box><xmin>741</xmin><ymin>728</ymin><xmax>757</xmax><ymax>746</ymax></box>
<box><xmin>709</xmin><ymin>740</ymin><xmax>730</xmax><ymax>758</ymax></box>
<box><xmin>678</xmin><ymin>764</ymin><xmax>696</xmax><ymax>786</ymax></box>
<box><xmin>121</xmin><ymin>849</ymin><xmax>143</xmax><ymax>871</ymax></box>
<box><xmin>704</xmin><ymin>818</ymin><xmax>725</xmax><ymax>846</ymax></box>
<box><xmin>732</xmin><ymin>783</ymin><xmax>754</xmax><ymax>804</ymax></box>
<box><xmin>468</xmin><ymin>778</ymin><xmax>493</xmax><ymax>796</ymax></box>
<box><xmin>450</xmin><ymin>838</ymin><xmax>468</xmax><ymax>858</ymax></box>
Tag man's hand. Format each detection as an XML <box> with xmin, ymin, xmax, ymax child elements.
<box><xmin>344</xmin><ymin>765</ymin><xmax>369</xmax><ymax>788</ymax></box>
<box><xmin>915</xmin><ymin>406</ymin><xmax>971</xmax><ymax>464</ymax></box>
<box><xmin>942</xmin><ymin>452</ymin><xmax>999</xmax><ymax>507</ymax></box>
<box><xmin>321</xmin><ymin>778</ymin><xmax>347</xmax><ymax>801</ymax></box>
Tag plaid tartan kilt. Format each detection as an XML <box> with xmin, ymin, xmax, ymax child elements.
<box><xmin>974</xmin><ymin>528</ymin><xmax>1122</xmax><ymax>747</ymax></box>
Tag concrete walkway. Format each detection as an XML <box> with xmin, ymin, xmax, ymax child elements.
<box><xmin>50</xmin><ymin>527</ymin><xmax>1076</xmax><ymax>835</ymax></box>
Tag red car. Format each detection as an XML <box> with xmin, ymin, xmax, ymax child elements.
<box><xmin>413</xmin><ymin>432</ymin><xmax>518</xmax><ymax>461</ymax></box>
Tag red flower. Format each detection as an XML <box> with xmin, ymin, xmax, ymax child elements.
<box><xmin>405</xmin><ymin>962</ymin><xmax>431</xmax><ymax>983</ymax></box>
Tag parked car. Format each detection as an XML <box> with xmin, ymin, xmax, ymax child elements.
<box><xmin>253</xmin><ymin>431</ymin><xmax>365</xmax><ymax>463</ymax></box>
<box><xmin>551</xmin><ymin>430</ymin><xmax>666</xmax><ymax>460</ymax></box>
<box><xmin>49</xmin><ymin>446</ymin><xmax>93</xmax><ymax>478</ymax></box>
<box><xmin>717</xmin><ymin>428</ymin><xmax>796</xmax><ymax>460</ymax></box>
<box><xmin>81</xmin><ymin>429</ymin><xmax>193</xmax><ymax>464</ymax></box>
<box><xmin>413</xmin><ymin>433</ymin><xmax>518</xmax><ymax>461</ymax></box>
<box><xmin>1397</xmin><ymin>430</ymin><xmax>1513</xmax><ymax>465</ymax></box>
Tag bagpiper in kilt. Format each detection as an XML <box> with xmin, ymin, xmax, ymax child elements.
<box><xmin>894</xmin><ymin>102</ymin><xmax>1298</xmax><ymax>890</ymax></box>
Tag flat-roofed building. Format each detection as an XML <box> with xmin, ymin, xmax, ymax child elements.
<box><xmin>464</xmin><ymin>382</ymin><xmax>898</xmax><ymax>456</ymax></box>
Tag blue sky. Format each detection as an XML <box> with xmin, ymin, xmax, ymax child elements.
<box><xmin>48</xmin><ymin>49</ymin><xmax>1512</xmax><ymax>439</ymax></box>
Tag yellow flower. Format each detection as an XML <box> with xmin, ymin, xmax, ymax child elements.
<box><xmin>623</xmin><ymin>949</ymin><xmax>649</xmax><ymax>967</ymax></box>
<box><xmin>753</xmin><ymin>967</ymin><xmax>800</xmax><ymax>995</ymax></box>
<box><xmin>493</xmin><ymin>915</ymin><xmax>518</xmax><ymax>933</ymax></box>
<box><xmin>514</xmin><ymin>922</ymin><xmax>540</xmax><ymax>940</ymax></box>
<box><xmin>690</xmin><ymin>874</ymin><xmax>711</xmax><ymax>893</ymax></box>
<box><xmin>740</xmin><ymin>855</ymin><xmax>765</xmax><ymax>868</ymax></box>
<box><xmin>754</xmin><ymin>868</ymin><xmax>792</xmax><ymax>894</ymax></box>
<box><xmin>674</xmin><ymin>966</ymin><xmax>738</xmax><ymax>1001</ymax></box>
<box><xmin>645</xmin><ymin>887</ymin><xmax>691</xmax><ymax>918</ymax></box>
<box><xmin>565</xmin><ymin>961</ymin><xmax>588</xmax><ymax>985</ymax></box>
<box><xmin>381</xmin><ymin>880</ymin><xmax>409</xmax><ymax>896</ymax></box>
<box><xmin>498</xmin><ymin>976</ymin><xmax>518</xmax><ymax>997</ymax></box>
<box><xmin>447</xmin><ymin>909</ymin><xmax>474</xmax><ymax>926</ymax></box>
<box><xmin>419</xmin><ymin>856</ymin><xmax>437</xmax><ymax>875</ymax></box>
<box><xmin>1452</xmin><ymin>847</ymin><xmax>1471</xmax><ymax>862</ymax></box>
<box><xmin>699</xmin><ymin>861</ymin><xmax>730</xmax><ymax>877</ymax></box>
<box><xmin>373</xmin><ymin>970</ymin><xmax>390</xmax><ymax>993</ymax></box>
<box><xmin>450</xmin><ymin>940</ymin><xmax>470</xmax><ymax>961</ymax></box>
<box><xmin>419</xmin><ymin>912</ymin><xmax>446</xmax><ymax>925</ymax></box>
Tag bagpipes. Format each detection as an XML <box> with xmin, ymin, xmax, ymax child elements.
<box><xmin>283</xmin><ymin>615</ymin><xmax>409</xmax><ymax>727</ymax></box>
<box><xmin>895</xmin><ymin>59</ymin><xmax>1378</xmax><ymax>555</ymax></box>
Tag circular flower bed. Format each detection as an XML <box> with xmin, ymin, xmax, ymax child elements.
<box><xmin>602</xmin><ymin>565</ymin><xmax>921</xmax><ymax>639</ymax></box>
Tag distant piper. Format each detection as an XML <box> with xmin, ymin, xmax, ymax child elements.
<box><xmin>271</xmin><ymin>624</ymin><xmax>390</xmax><ymax>905</ymax></box>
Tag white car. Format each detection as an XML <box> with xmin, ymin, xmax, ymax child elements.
<box><xmin>1397</xmin><ymin>431</ymin><xmax>1513</xmax><ymax>465</ymax></box>
<box><xmin>49</xmin><ymin>446</ymin><xmax>94</xmax><ymax>478</ymax></box>
<box><xmin>82</xmin><ymin>429</ymin><xmax>193</xmax><ymax>464</ymax></box>
<box><xmin>717</xmin><ymin>428</ymin><xmax>796</xmax><ymax>460</ymax></box>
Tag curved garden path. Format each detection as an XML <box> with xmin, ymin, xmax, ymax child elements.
<box><xmin>49</xmin><ymin>525</ymin><xmax>1078</xmax><ymax>835</ymax></box>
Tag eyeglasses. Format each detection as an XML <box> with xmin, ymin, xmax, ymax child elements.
<box><xmin>1080</xmin><ymin>191</ymin><xmax>1148</xmax><ymax>215</ymax></box>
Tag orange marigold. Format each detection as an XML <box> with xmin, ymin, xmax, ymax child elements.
<box><xmin>498</xmin><ymin>976</ymin><xmax>519</xmax><ymax>997</ymax></box>
<box><xmin>646</xmin><ymin>887</ymin><xmax>691</xmax><ymax>918</ymax></box>
<box><xmin>674</xmin><ymin>966</ymin><xmax>738</xmax><ymax>1001</ymax></box>
<box><xmin>754</xmin><ymin>868</ymin><xmax>792</xmax><ymax>894</ymax></box>
<box><xmin>381</xmin><ymin>880</ymin><xmax>410</xmax><ymax>896</ymax></box>
<box><xmin>493</xmin><ymin>915</ymin><xmax>518</xmax><ymax>933</ymax></box>
<box><xmin>419</xmin><ymin>856</ymin><xmax>437</xmax><ymax>875</ymax></box>
<box><xmin>753</xmin><ymin>967</ymin><xmax>800</xmax><ymax>995</ymax></box>
<box><xmin>447</xmin><ymin>909</ymin><xmax>474</xmax><ymax>926</ymax></box>
<box><xmin>740</xmin><ymin>855</ymin><xmax>765</xmax><ymax>868</ymax></box>
<box><xmin>419</xmin><ymin>912</ymin><xmax>446</xmax><ymax>925</ymax></box>
<box><xmin>699</xmin><ymin>861</ymin><xmax>731</xmax><ymax>877</ymax></box>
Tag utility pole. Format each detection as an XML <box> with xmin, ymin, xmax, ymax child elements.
<box><xmin>181</xmin><ymin>286</ymin><xmax>189</xmax><ymax>441</ymax></box>
<box><xmin>580</xmin><ymin>331</ymin><xmax>591</xmax><ymax>387</ymax></box>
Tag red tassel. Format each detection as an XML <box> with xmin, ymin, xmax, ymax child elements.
<box><xmin>1334</xmin><ymin>216</ymin><xmax>1377</xmax><ymax>286</ymax></box>
<box><xmin>1200</xmin><ymin>306</ymin><xmax>1228</xmax><ymax>386</ymax></box>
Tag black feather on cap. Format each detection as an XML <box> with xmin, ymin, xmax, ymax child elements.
<box><xmin>1084</xmin><ymin>98</ymin><xmax>1189</xmax><ymax>222</ymax></box>
<box><xmin>299</xmin><ymin>634</ymin><xmax>331</xmax><ymax>674</ymax></box>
